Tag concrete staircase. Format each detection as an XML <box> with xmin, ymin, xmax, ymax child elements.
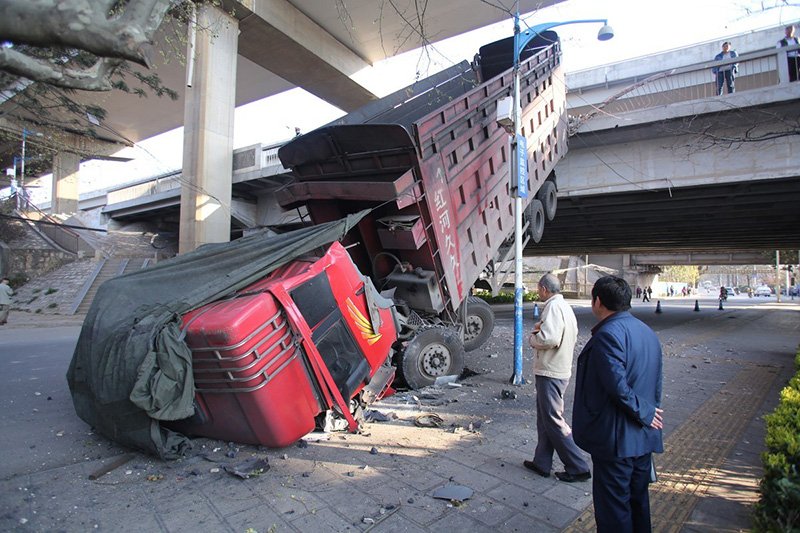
<box><xmin>71</xmin><ymin>256</ymin><xmax>153</xmax><ymax>314</ymax></box>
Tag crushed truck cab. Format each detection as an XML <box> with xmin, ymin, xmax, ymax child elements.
<box><xmin>172</xmin><ymin>242</ymin><xmax>397</xmax><ymax>448</ymax></box>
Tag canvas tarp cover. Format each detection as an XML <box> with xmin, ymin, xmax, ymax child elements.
<box><xmin>67</xmin><ymin>211</ymin><xmax>367</xmax><ymax>459</ymax></box>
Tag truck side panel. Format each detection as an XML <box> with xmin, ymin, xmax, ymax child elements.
<box><xmin>413</xmin><ymin>45</ymin><xmax>567</xmax><ymax>309</ymax></box>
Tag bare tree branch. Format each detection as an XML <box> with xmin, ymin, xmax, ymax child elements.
<box><xmin>0</xmin><ymin>48</ymin><xmax>123</xmax><ymax>91</ymax></box>
<box><xmin>0</xmin><ymin>0</ymin><xmax>179</xmax><ymax>68</ymax></box>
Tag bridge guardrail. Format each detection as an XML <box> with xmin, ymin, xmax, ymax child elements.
<box><xmin>568</xmin><ymin>44</ymin><xmax>799</xmax><ymax>131</ymax></box>
<box><xmin>105</xmin><ymin>145</ymin><xmax>285</xmax><ymax>207</ymax></box>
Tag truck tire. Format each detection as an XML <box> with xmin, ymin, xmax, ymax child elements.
<box><xmin>400</xmin><ymin>326</ymin><xmax>465</xmax><ymax>389</ymax></box>
<box><xmin>525</xmin><ymin>199</ymin><xmax>545</xmax><ymax>243</ymax></box>
<box><xmin>463</xmin><ymin>296</ymin><xmax>494</xmax><ymax>352</ymax></box>
<box><xmin>537</xmin><ymin>181</ymin><xmax>557</xmax><ymax>221</ymax></box>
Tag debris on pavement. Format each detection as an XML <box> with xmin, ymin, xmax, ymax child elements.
<box><xmin>364</xmin><ymin>409</ymin><xmax>397</xmax><ymax>422</ymax></box>
<box><xmin>414</xmin><ymin>413</ymin><xmax>444</xmax><ymax>428</ymax></box>
<box><xmin>431</xmin><ymin>484</ymin><xmax>474</xmax><ymax>502</ymax></box>
<box><xmin>223</xmin><ymin>457</ymin><xmax>270</xmax><ymax>479</ymax></box>
<box><xmin>88</xmin><ymin>453</ymin><xmax>136</xmax><ymax>481</ymax></box>
<box><xmin>459</xmin><ymin>367</ymin><xmax>482</xmax><ymax>379</ymax></box>
<box><xmin>302</xmin><ymin>432</ymin><xmax>331</xmax><ymax>442</ymax></box>
<box><xmin>500</xmin><ymin>389</ymin><xmax>517</xmax><ymax>400</ymax></box>
<box><xmin>433</xmin><ymin>374</ymin><xmax>459</xmax><ymax>386</ymax></box>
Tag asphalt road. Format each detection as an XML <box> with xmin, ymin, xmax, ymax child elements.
<box><xmin>1</xmin><ymin>293</ymin><xmax>794</xmax><ymax>480</ymax></box>
<box><xmin>0</xmin><ymin>294</ymin><xmax>797</xmax><ymax>532</ymax></box>
<box><xmin>0</xmin><ymin>326</ymin><xmax>120</xmax><ymax>480</ymax></box>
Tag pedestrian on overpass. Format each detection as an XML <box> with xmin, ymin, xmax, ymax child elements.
<box><xmin>524</xmin><ymin>274</ymin><xmax>591</xmax><ymax>482</ymax></box>
<box><xmin>573</xmin><ymin>276</ymin><xmax>664</xmax><ymax>533</ymax></box>
<box><xmin>777</xmin><ymin>25</ymin><xmax>800</xmax><ymax>82</ymax></box>
<box><xmin>712</xmin><ymin>41</ymin><xmax>738</xmax><ymax>95</ymax></box>
<box><xmin>0</xmin><ymin>278</ymin><xmax>13</xmax><ymax>325</ymax></box>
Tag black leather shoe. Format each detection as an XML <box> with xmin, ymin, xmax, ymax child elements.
<box><xmin>555</xmin><ymin>471</ymin><xmax>591</xmax><ymax>482</ymax></box>
<box><xmin>523</xmin><ymin>460</ymin><xmax>550</xmax><ymax>478</ymax></box>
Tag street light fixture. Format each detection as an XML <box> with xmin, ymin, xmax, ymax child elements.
<box><xmin>19</xmin><ymin>128</ymin><xmax>43</xmax><ymax>208</ymax></box>
<box><xmin>510</xmin><ymin>14</ymin><xmax>613</xmax><ymax>386</ymax></box>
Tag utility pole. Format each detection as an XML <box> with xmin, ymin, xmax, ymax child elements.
<box><xmin>775</xmin><ymin>250</ymin><xmax>781</xmax><ymax>303</ymax></box>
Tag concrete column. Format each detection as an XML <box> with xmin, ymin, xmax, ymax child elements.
<box><xmin>51</xmin><ymin>150</ymin><xmax>80</xmax><ymax>214</ymax></box>
<box><xmin>179</xmin><ymin>4</ymin><xmax>238</xmax><ymax>254</ymax></box>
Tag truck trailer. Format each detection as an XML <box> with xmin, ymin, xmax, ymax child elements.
<box><xmin>68</xmin><ymin>33</ymin><xmax>567</xmax><ymax>457</ymax></box>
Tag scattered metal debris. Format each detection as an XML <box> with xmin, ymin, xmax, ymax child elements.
<box><xmin>433</xmin><ymin>375</ymin><xmax>459</xmax><ymax>387</ymax></box>
<box><xmin>364</xmin><ymin>409</ymin><xmax>397</xmax><ymax>422</ymax></box>
<box><xmin>414</xmin><ymin>413</ymin><xmax>444</xmax><ymax>428</ymax></box>
<box><xmin>501</xmin><ymin>389</ymin><xmax>517</xmax><ymax>400</ymax></box>
<box><xmin>431</xmin><ymin>484</ymin><xmax>473</xmax><ymax>502</ymax></box>
<box><xmin>223</xmin><ymin>457</ymin><xmax>270</xmax><ymax>479</ymax></box>
<box><xmin>88</xmin><ymin>453</ymin><xmax>136</xmax><ymax>481</ymax></box>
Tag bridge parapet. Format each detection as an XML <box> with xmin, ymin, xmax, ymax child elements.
<box><xmin>569</xmin><ymin>43</ymin><xmax>800</xmax><ymax>134</ymax></box>
<box><xmin>104</xmin><ymin>143</ymin><xmax>287</xmax><ymax>214</ymax></box>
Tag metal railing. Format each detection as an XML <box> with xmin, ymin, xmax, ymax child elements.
<box><xmin>569</xmin><ymin>44</ymin><xmax>800</xmax><ymax>131</ymax></box>
<box><xmin>105</xmin><ymin>170</ymin><xmax>182</xmax><ymax>205</ymax></box>
<box><xmin>15</xmin><ymin>194</ymin><xmax>94</xmax><ymax>255</ymax></box>
<box><xmin>105</xmin><ymin>145</ymin><xmax>285</xmax><ymax>207</ymax></box>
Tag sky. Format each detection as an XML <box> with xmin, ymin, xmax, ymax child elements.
<box><xmin>33</xmin><ymin>0</ymin><xmax>800</xmax><ymax>198</ymax></box>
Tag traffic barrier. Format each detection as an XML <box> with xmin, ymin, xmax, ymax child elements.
<box><xmin>655</xmin><ymin>300</ymin><xmax>662</xmax><ymax>314</ymax></box>
<box><xmin>533</xmin><ymin>303</ymin><xmax>540</xmax><ymax>319</ymax></box>
<box><xmin>718</xmin><ymin>299</ymin><xmax>724</xmax><ymax>310</ymax></box>
<box><xmin>694</xmin><ymin>300</ymin><xmax>700</xmax><ymax>312</ymax></box>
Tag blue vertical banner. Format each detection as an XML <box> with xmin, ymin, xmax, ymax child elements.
<box><xmin>516</xmin><ymin>133</ymin><xmax>528</xmax><ymax>198</ymax></box>
<box><xmin>512</xmin><ymin>287</ymin><xmax>525</xmax><ymax>384</ymax></box>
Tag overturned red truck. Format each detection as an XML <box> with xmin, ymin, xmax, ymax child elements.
<box><xmin>67</xmin><ymin>34</ymin><xmax>567</xmax><ymax>457</ymax></box>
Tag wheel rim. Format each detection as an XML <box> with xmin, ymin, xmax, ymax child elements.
<box><xmin>464</xmin><ymin>315</ymin><xmax>484</xmax><ymax>342</ymax></box>
<box><xmin>418</xmin><ymin>342</ymin><xmax>452</xmax><ymax>377</ymax></box>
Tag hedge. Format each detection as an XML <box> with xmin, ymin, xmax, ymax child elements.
<box><xmin>753</xmin><ymin>347</ymin><xmax>800</xmax><ymax>532</ymax></box>
<box><xmin>472</xmin><ymin>289</ymin><xmax>540</xmax><ymax>304</ymax></box>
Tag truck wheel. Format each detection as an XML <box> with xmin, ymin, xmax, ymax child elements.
<box><xmin>525</xmin><ymin>199</ymin><xmax>545</xmax><ymax>243</ymax></box>
<box><xmin>463</xmin><ymin>296</ymin><xmax>494</xmax><ymax>352</ymax></box>
<box><xmin>537</xmin><ymin>181</ymin><xmax>557</xmax><ymax>221</ymax></box>
<box><xmin>400</xmin><ymin>326</ymin><xmax>465</xmax><ymax>389</ymax></box>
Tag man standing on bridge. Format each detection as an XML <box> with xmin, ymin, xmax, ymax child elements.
<box><xmin>573</xmin><ymin>276</ymin><xmax>664</xmax><ymax>532</ymax></box>
<box><xmin>712</xmin><ymin>41</ymin><xmax>738</xmax><ymax>95</ymax></box>
<box><xmin>524</xmin><ymin>274</ymin><xmax>591</xmax><ymax>482</ymax></box>
<box><xmin>778</xmin><ymin>25</ymin><xmax>800</xmax><ymax>83</ymax></box>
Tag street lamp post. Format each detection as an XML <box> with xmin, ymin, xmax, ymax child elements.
<box><xmin>18</xmin><ymin>128</ymin><xmax>43</xmax><ymax>209</ymax></box>
<box><xmin>510</xmin><ymin>14</ymin><xmax>613</xmax><ymax>386</ymax></box>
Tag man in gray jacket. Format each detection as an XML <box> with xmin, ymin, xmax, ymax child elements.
<box><xmin>524</xmin><ymin>274</ymin><xmax>591</xmax><ymax>482</ymax></box>
<box><xmin>0</xmin><ymin>278</ymin><xmax>13</xmax><ymax>325</ymax></box>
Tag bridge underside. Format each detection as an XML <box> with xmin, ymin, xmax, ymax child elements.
<box><xmin>529</xmin><ymin>176</ymin><xmax>800</xmax><ymax>255</ymax></box>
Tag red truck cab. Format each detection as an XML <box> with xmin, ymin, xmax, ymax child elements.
<box><xmin>172</xmin><ymin>242</ymin><xmax>397</xmax><ymax>447</ymax></box>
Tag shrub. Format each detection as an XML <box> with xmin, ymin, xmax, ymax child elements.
<box><xmin>754</xmin><ymin>348</ymin><xmax>800</xmax><ymax>531</ymax></box>
<box><xmin>45</xmin><ymin>288</ymin><xmax>58</xmax><ymax>295</ymax></box>
<box><xmin>472</xmin><ymin>289</ymin><xmax>540</xmax><ymax>304</ymax></box>
<box><xmin>47</xmin><ymin>303</ymin><xmax>58</xmax><ymax>309</ymax></box>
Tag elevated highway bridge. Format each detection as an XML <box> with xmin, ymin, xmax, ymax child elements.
<box><xmin>34</xmin><ymin>25</ymin><xmax>800</xmax><ymax>263</ymax></box>
<box><xmin>533</xmin><ymin>25</ymin><xmax>799</xmax><ymax>255</ymax></box>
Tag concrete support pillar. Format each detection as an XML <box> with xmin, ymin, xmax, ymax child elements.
<box><xmin>179</xmin><ymin>4</ymin><xmax>238</xmax><ymax>254</ymax></box>
<box><xmin>51</xmin><ymin>150</ymin><xmax>80</xmax><ymax>214</ymax></box>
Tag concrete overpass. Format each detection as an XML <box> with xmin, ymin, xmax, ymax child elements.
<box><xmin>29</xmin><ymin>24</ymin><xmax>800</xmax><ymax>272</ymax></box>
<box><xmin>2</xmin><ymin>0</ymin><xmax>560</xmax><ymax>252</ymax></box>
<box><xmin>532</xmin><ymin>25</ymin><xmax>800</xmax><ymax>255</ymax></box>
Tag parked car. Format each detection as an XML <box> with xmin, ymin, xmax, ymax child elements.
<box><xmin>754</xmin><ymin>285</ymin><xmax>772</xmax><ymax>297</ymax></box>
<box><xmin>725</xmin><ymin>287</ymin><xmax>736</xmax><ymax>297</ymax></box>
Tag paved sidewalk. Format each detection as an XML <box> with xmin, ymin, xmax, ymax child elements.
<box><xmin>1</xmin><ymin>300</ymin><xmax>797</xmax><ymax>532</ymax></box>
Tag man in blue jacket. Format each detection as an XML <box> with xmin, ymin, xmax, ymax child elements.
<box><xmin>712</xmin><ymin>41</ymin><xmax>738</xmax><ymax>95</ymax></box>
<box><xmin>573</xmin><ymin>276</ymin><xmax>664</xmax><ymax>532</ymax></box>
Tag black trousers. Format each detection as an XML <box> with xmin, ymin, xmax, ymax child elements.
<box><xmin>592</xmin><ymin>453</ymin><xmax>652</xmax><ymax>533</ymax></box>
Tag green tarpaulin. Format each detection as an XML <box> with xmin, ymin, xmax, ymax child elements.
<box><xmin>67</xmin><ymin>212</ymin><xmax>367</xmax><ymax>458</ymax></box>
